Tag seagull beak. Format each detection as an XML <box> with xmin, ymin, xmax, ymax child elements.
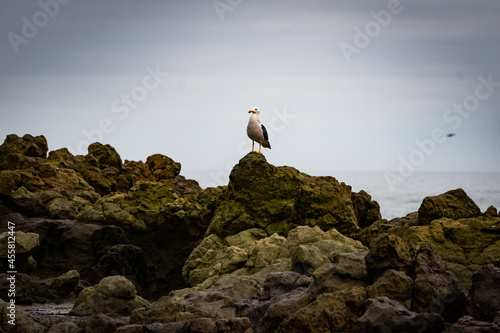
<box><xmin>248</xmin><ymin>110</ymin><xmax>253</xmax><ymax>113</ymax></box>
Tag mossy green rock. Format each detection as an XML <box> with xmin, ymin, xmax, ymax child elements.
<box><xmin>76</xmin><ymin>181</ymin><xmax>219</xmax><ymax>231</ymax></box>
<box><xmin>417</xmin><ymin>188</ymin><xmax>481</xmax><ymax>225</ymax></box>
<box><xmin>404</xmin><ymin>216</ymin><xmax>500</xmax><ymax>289</ymax></box>
<box><xmin>0</xmin><ymin>231</ymin><xmax>39</xmax><ymax>255</ymax></box>
<box><xmin>71</xmin><ymin>275</ymin><xmax>150</xmax><ymax>316</ymax></box>
<box><xmin>206</xmin><ymin>153</ymin><xmax>368</xmax><ymax>238</ymax></box>
<box><xmin>183</xmin><ymin>225</ymin><xmax>368</xmax><ymax>288</ymax></box>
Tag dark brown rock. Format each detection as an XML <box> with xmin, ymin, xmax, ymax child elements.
<box><xmin>146</xmin><ymin>154</ymin><xmax>181</xmax><ymax>181</ymax></box>
<box><xmin>365</xmin><ymin>234</ymin><xmax>416</xmax><ymax>277</ymax></box>
<box><xmin>357</xmin><ymin>297</ymin><xmax>445</xmax><ymax>333</ymax></box>
<box><xmin>412</xmin><ymin>243</ymin><xmax>466</xmax><ymax>322</ymax></box>
<box><xmin>85</xmin><ymin>313</ymin><xmax>128</xmax><ymax>333</ymax></box>
<box><xmin>351</xmin><ymin>190</ymin><xmax>382</xmax><ymax>229</ymax></box>
<box><xmin>467</xmin><ymin>264</ymin><xmax>500</xmax><ymax>322</ymax></box>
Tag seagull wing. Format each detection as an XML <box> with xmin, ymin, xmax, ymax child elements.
<box><xmin>261</xmin><ymin>124</ymin><xmax>271</xmax><ymax>148</ymax></box>
<box><xmin>261</xmin><ymin>124</ymin><xmax>269</xmax><ymax>141</ymax></box>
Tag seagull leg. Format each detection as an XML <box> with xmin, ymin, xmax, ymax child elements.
<box><xmin>258</xmin><ymin>143</ymin><xmax>262</xmax><ymax>154</ymax></box>
<box><xmin>251</xmin><ymin>141</ymin><xmax>255</xmax><ymax>152</ymax></box>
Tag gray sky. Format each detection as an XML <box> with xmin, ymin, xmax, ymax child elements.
<box><xmin>1</xmin><ymin>0</ymin><xmax>499</xmax><ymax>188</ymax></box>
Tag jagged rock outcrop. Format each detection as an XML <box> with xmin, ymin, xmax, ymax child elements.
<box><xmin>1</xmin><ymin>134</ymin><xmax>500</xmax><ymax>332</ymax></box>
<box><xmin>205</xmin><ymin>153</ymin><xmax>380</xmax><ymax>238</ymax></box>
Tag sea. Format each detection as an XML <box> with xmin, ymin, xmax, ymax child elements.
<box><xmin>184</xmin><ymin>170</ymin><xmax>500</xmax><ymax>221</ymax></box>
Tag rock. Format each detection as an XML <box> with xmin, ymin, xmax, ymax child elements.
<box><xmin>330</xmin><ymin>252</ymin><xmax>369</xmax><ymax>280</ymax></box>
<box><xmin>0</xmin><ymin>273</ymin><xmax>53</xmax><ymax>304</ymax></box>
<box><xmin>0</xmin><ymin>134</ymin><xmax>48</xmax><ymax>170</ymax></box>
<box><xmin>123</xmin><ymin>317</ymin><xmax>254</xmax><ymax>333</ymax></box>
<box><xmin>205</xmin><ymin>153</ymin><xmax>376</xmax><ymax>238</ymax></box>
<box><xmin>131</xmin><ymin>276</ymin><xmax>262</xmax><ymax>325</ymax></box>
<box><xmin>48</xmin><ymin>321</ymin><xmax>82</xmax><ymax>333</ymax></box>
<box><xmin>88</xmin><ymin>142</ymin><xmax>122</xmax><ymax>170</ymax></box>
<box><xmin>357</xmin><ymin>297</ymin><xmax>445</xmax><ymax>333</ymax></box>
<box><xmin>0</xmin><ymin>231</ymin><xmax>39</xmax><ymax>273</ymax></box>
<box><xmin>417</xmin><ymin>188</ymin><xmax>481</xmax><ymax>225</ymax></box>
<box><xmin>88</xmin><ymin>244</ymin><xmax>147</xmax><ymax>292</ymax></box>
<box><xmin>85</xmin><ymin>313</ymin><xmax>128</xmax><ymax>333</ymax></box>
<box><xmin>253</xmin><ymin>287</ymin><xmax>312</xmax><ymax>333</ymax></box>
<box><xmin>404</xmin><ymin>216</ymin><xmax>500</xmax><ymax>289</ymax></box>
<box><xmin>262</xmin><ymin>271</ymin><xmax>312</xmax><ymax>300</ymax></box>
<box><xmin>276</xmin><ymin>287</ymin><xmax>366</xmax><ymax>333</ymax></box>
<box><xmin>412</xmin><ymin>242</ymin><xmax>466</xmax><ymax>322</ymax></box>
<box><xmin>467</xmin><ymin>264</ymin><xmax>500</xmax><ymax>322</ymax></box>
<box><xmin>0</xmin><ymin>299</ymin><xmax>46</xmax><ymax>332</ymax></box>
<box><xmin>485</xmin><ymin>206</ymin><xmax>499</xmax><ymax>218</ymax></box>
<box><xmin>183</xmin><ymin>225</ymin><xmax>367</xmax><ymax>288</ymax></box>
<box><xmin>146</xmin><ymin>154</ymin><xmax>181</xmax><ymax>181</ymax></box>
<box><xmin>49</xmin><ymin>270</ymin><xmax>80</xmax><ymax>298</ymax></box>
<box><xmin>13</xmin><ymin>217</ymin><xmax>101</xmax><ymax>278</ymax></box>
<box><xmin>70</xmin><ymin>275</ymin><xmax>150</xmax><ymax>316</ymax></box>
<box><xmin>366</xmin><ymin>269</ymin><xmax>413</xmax><ymax>309</ymax></box>
<box><xmin>0</xmin><ymin>135</ymin><xmax>101</xmax><ymax>218</ymax></box>
<box><xmin>443</xmin><ymin>316</ymin><xmax>500</xmax><ymax>333</ymax></box>
<box><xmin>365</xmin><ymin>234</ymin><xmax>416</xmax><ymax>277</ymax></box>
<box><xmin>351</xmin><ymin>190</ymin><xmax>382</xmax><ymax>229</ymax></box>
<box><xmin>357</xmin><ymin>212</ymin><xmax>419</xmax><ymax>247</ymax></box>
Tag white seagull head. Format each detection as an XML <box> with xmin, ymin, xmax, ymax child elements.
<box><xmin>248</xmin><ymin>107</ymin><xmax>260</xmax><ymax>115</ymax></box>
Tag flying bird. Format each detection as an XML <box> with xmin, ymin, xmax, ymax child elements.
<box><xmin>247</xmin><ymin>107</ymin><xmax>271</xmax><ymax>154</ymax></box>
<box><xmin>447</xmin><ymin>133</ymin><xmax>456</xmax><ymax>137</ymax></box>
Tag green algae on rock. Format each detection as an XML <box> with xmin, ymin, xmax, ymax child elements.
<box><xmin>205</xmin><ymin>153</ymin><xmax>380</xmax><ymax>239</ymax></box>
<box><xmin>70</xmin><ymin>275</ymin><xmax>150</xmax><ymax>316</ymax></box>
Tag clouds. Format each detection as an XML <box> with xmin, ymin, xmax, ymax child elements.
<box><xmin>0</xmin><ymin>0</ymin><xmax>499</xmax><ymax>186</ymax></box>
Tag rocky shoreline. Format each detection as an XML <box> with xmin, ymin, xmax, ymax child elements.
<box><xmin>0</xmin><ymin>134</ymin><xmax>499</xmax><ymax>332</ymax></box>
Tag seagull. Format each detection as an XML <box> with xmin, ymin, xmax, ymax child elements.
<box><xmin>247</xmin><ymin>107</ymin><xmax>271</xmax><ymax>154</ymax></box>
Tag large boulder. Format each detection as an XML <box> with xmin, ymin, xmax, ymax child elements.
<box><xmin>0</xmin><ymin>231</ymin><xmax>39</xmax><ymax>273</ymax></box>
<box><xmin>0</xmin><ymin>299</ymin><xmax>46</xmax><ymax>332</ymax></box>
<box><xmin>366</xmin><ymin>269</ymin><xmax>413</xmax><ymax>309</ymax></box>
<box><xmin>357</xmin><ymin>297</ymin><xmax>445</xmax><ymax>333</ymax></box>
<box><xmin>276</xmin><ymin>286</ymin><xmax>366</xmax><ymax>333</ymax></box>
<box><xmin>417</xmin><ymin>188</ymin><xmax>481</xmax><ymax>225</ymax></box>
<box><xmin>49</xmin><ymin>270</ymin><xmax>80</xmax><ymax>298</ymax></box>
<box><xmin>404</xmin><ymin>216</ymin><xmax>500</xmax><ymax>289</ymax></box>
<box><xmin>365</xmin><ymin>234</ymin><xmax>416</xmax><ymax>277</ymax></box>
<box><xmin>205</xmin><ymin>153</ymin><xmax>378</xmax><ymax>238</ymax></box>
<box><xmin>412</xmin><ymin>243</ymin><xmax>466</xmax><ymax>322</ymax></box>
<box><xmin>71</xmin><ymin>275</ymin><xmax>150</xmax><ymax>316</ymax></box>
<box><xmin>131</xmin><ymin>276</ymin><xmax>263</xmax><ymax>325</ymax></box>
<box><xmin>467</xmin><ymin>264</ymin><xmax>500</xmax><ymax>322</ymax></box>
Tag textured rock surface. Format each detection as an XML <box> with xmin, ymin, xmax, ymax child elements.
<box><xmin>71</xmin><ymin>275</ymin><xmax>150</xmax><ymax>316</ymax></box>
<box><xmin>417</xmin><ymin>188</ymin><xmax>481</xmax><ymax>225</ymax></box>
<box><xmin>205</xmin><ymin>153</ymin><xmax>379</xmax><ymax>238</ymax></box>
<box><xmin>1</xmin><ymin>135</ymin><xmax>500</xmax><ymax>332</ymax></box>
<box><xmin>357</xmin><ymin>297</ymin><xmax>445</xmax><ymax>333</ymax></box>
<box><xmin>467</xmin><ymin>264</ymin><xmax>500</xmax><ymax>322</ymax></box>
<box><xmin>182</xmin><ymin>225</ymin><xmax>368</xmax><ymax>288</ymax></box>
<box><xmin>404</xmin><ymin>216</ymin><xmax>500</xmax><ymax>289</ymax></box>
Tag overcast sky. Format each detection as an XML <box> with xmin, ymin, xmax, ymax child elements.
<box><xmin>1</xmin><ymin>0</ymin><xmax>499</xmax><ymax>188</ymax></box>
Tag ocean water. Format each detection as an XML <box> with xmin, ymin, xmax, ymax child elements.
<box><xmin>329</xmin><ymin>171</ymin><xmax>500</xmax><ymax>220</ymax></box>
<box><xmin>185</xmin><ymin>170</ymin><xmax>500</xmax><ymax>221</ymax></box>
